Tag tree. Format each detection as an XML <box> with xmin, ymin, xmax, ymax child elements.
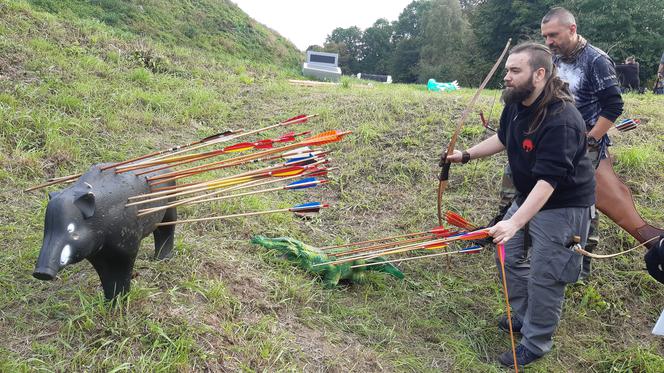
<box><xmin>418</xmin><ymin>0</ymin><xmax>479</xmax><ymax>84</ymax></box>
<box><xmin>390</xmin><ymin>0</ymin><xmax>433</xmax><ymax>82</ymax></box>
<box><xmin>324</xmin><ymin>26</ymin><xmax>363</xmax><ymax>74</ymax></box>
<box><xmin>360</xmin><ymin>18</ymin><xmax>394</xmax><ymax>74</ymax></box>
<box><xmin>306</xmin><ymin>45</ymin><xmax>324</xmax><ymax>52</ymax></box>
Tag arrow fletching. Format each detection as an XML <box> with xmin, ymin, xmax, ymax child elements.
<box><xmin>254</xmin><ymin>139</ymin><xmax>275</xmax><ymax>149</ymax></box>
<box><xmin>223</xmin><ymin>142</ymin><xmax>256</xmax><ymax>153</ymax></box>
<box><xmin>616</xmin><ymin>118</ymin><xmax>639</xmax><ymax>132</ymax></box>
<box><xmin>282</xmin><ymin>114</ymin><xmax>309</xmax><ymax>125</ymax></box>
<box><xmin>285</xmin><ymin>154</ymin><xmax>319</xmax><ymax>166</ymax></box>
<box><xmin>290</xmin><ymin>202</ymin><xmax>329</xmax><ymax>213</ymax></box>
<box><xmin>286</xmin><ymin>177</ymin><xmax>327</xmax><ymax>190</ymax></box>
<box><xmin>270</xmin><ymin>166</ymin><xmax>306</xmax><ymax>177</ymax></box>
<box><xmin>497</xmin><ymin>243</ymin><xmax>506</xmax><ymax>265</ymax></box>
<box><xmin>458</xmin><ymin>230</ymin><xmax>491</xmax><ymax>241</ymax></box>
<box><xmin>424</xmin><ymin>242</ymin><xmax>449</xmax><ymax>250</ymax></box>
<box><xmin>445</xmin><ymin>211</ymin><xmax>476</xmax><ymax>230</ymax></box>
<box><xmin>429</xmin><ymin>226</ymin><xmax>456</xmax><ymax>237</ymax></box>
<box><xmin>302</xmin><ymin>130</ymin><xmax>351</xmax><ymax>146</ymax></box>
<box><xmin>459</xmin><ymin>245</ymin><xmax>483</xmax><ymax>254</ymax></box>
<box><xmin>200</xmin><ymin>130</ymin><xmax>237</xmax><ymax>143</ymax></box>
<box><xmin>305</xmin><ymin>167</ymin><xmax>330</xmax><ymax>178</ymax></box>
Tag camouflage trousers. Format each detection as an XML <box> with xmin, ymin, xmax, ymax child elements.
<box><xmin>497</xmin><ymin>144</ymin><xmax>603</xmax><ymax>280</ymax></box>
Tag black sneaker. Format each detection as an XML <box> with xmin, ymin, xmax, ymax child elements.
<box><xmin>498</xmin><ymin>315</ymin><xmax>523</xmax><ymax>335</ymax></box>
<box><xmin>498</xmin><ymin>344</ymin><xmax>542</xmax><ymax>368</ymax></box>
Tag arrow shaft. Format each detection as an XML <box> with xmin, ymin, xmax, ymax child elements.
<box><xmin>139</xmin><ymin>114</ymin><xmax>315</xmax><ymax>164</ymax></box>
<box><xmin>327</xmin><ymin>235</ymin><xmax>436</xmax><ymax>257</ymax></box>
<box><xmin>321</xmin><ymin>231</ymin><xmax>431</xmax><ymax>251</ymax></box>
<box><xmin>316</xmin><ymin>228</ymin><xmax>489</xmax><ymax>266</ymax></box>
<box><xmin>137</xmin><ymin>179</ymin><xmax>322</xmax><ymax>217</ymax></box>
<box><xmin>138</xmin><ymin>178</ymin><xmax>272</xmax><ymax>216</ymax></box>
<box><xmin>498</xmin><ymin>242</ymin><xmax>519</xmax><ymax>373</ymax></box>
<box><xmin>155</xmin><ymin>207</ymin><xmax>290</xmax><ymax>226</ymax></box>
<box><xmin>350</xmin><ymin>246</ymin><xmax>484</xmax><ymax>269</ymax></box>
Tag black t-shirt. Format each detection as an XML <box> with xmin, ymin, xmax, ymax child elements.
<box><xmin>615</xmin><ymin>63</ymin><xmax>640</xmax><ymax>89</ymax></box>
<box><xmin>497</xmin><ymin>97</ymin><xmax>595</xmax><ymax>210</ymax></box>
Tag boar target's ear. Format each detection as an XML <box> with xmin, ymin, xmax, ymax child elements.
<box><xmin>74</xmin><ymin>191</ymin><xmax>96</xmax><ymax>219</ymax></box>
<box><xmin>48</xmin><ymin>191</ymin><xmax>61</xmax><ymax>200</ymax></box>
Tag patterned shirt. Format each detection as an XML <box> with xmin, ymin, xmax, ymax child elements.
<box><xmin>553</xmin><ymin>43</ymin><xmax>619</xmax><ymax>134</ymax></box>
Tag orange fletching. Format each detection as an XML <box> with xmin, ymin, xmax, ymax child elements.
<box><xmin>302</xmin><ymin>130</ymin><xmax>351</xmax><ymax>146</ymax></box>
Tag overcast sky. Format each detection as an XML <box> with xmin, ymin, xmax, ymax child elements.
<box><xmin>231</xmin><ymin>0</ymin><xmax>414</xmax><ymax>51</ymax></box>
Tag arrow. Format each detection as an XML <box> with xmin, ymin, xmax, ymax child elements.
<box><xmin>147</xmin><ymin>148</ymin><xmax>325</xmax><ymax>186</ymax></box>
<box><xmin>102</xmin><ymin>129</ymin><xmax>241</xmax><ymax>171</ymax></box>
<box><xmin>136</xmin><ymin>177</ymin><xmax>328</xmax><ymax>217</ymax></box>
<box><xmin>134</xmin><ymin>114</ymin><xmax>315</xmax><ymax>165</ymax></box>
<box><xmin>324</xmin><ymin>228</ymin><xmax>458</xmax><ymax>257</ymax></box>
<box><xmin>125</xmin><ymin>161</ymin><xmax>326</xmax><ymax>208</ymax></box>
<box><xmin>133</xmin><ymin>154</ymin><xmax>328</xmax><ymax>202</ymax></box>
<box><xmin>315</xmin><ymin>228</ymin><xmax>490</xmax><ymax>266</ymax></box>
<box><xmin>24</xmin><ymin>114</ymin><xmax>315</xmax><ymax>192</ymax></box>
<box><xmin>140</xmin><ymin>167</ymin><xmax>333</xmax><ymax>215</ymax></box>
<box><xmin>350</xmin><ymin>245</ymin><xmax>483</xmax><ymax>269</ymax></box>
<box><xmin>116</xmin><ymin>130</ymin><xmax>310</xmax><ymax>174</ymax></box>
<box><xmin>145</xmin><ymin>129</ymin><xmax>349</xmax><ymax>184</ymax></box>
<box><xmin>320</xmin><ymin>226</ymin><xmax>453</xmax><ymax>252</ymax></box>
<box><xmin>607</xmin><ymin>118</ymin><xmax>639</xmax><ymax>135</ymax></box>
<box><xmin>155</xmin><ymin>202</ymin><xmax>329</xmax><ymax>226</ymax></box>
<box><xmin>148</xmin><ymin>153</ymin><xmax>328</xmax><ymax>195</ymax></box>
<box><xmin>497</xmin><ymin>242</ymin><xmax>519</xmax><ymax>373</ymax></box>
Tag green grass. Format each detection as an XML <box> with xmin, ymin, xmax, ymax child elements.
<box><xmin>1</xmin><ymin>0</ymin><xmax>664</xmax><ymax>371</ymax></box>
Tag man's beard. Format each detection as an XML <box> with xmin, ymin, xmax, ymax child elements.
<box><xmin>501</xmin><ymin>79</ymin><xmax>535</xmax><ymax>105</ymax></box>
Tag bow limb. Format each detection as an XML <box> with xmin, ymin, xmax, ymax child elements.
<box><xmin>436</xmin><ymin>38</ymin><xmax>512</xmax><ymax>226</ymax></box>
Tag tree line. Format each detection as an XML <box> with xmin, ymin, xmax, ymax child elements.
<box><xmin>308</xmin><ymin>0</ymin><xmax>664</xmax><ymax>86</ymax></box>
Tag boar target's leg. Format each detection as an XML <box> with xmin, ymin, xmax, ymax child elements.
<box><xmin>88</xmin><ymin>245</ymin><xmax>139</xmax><ymax>300</ymax></box>
<box><xmin>154</xmin><ymin>207</ymin><xmax>176</xmax><ymax>260</ymax></box>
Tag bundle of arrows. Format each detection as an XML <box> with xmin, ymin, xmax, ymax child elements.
<box><xmin>312</xmin><ymin>211</ymin><xmax>489</xmax><ymax>269</ymax></box>
<box><xmin>26</xmin><ymin>114</ymin><xmax>351</xmax><ymax>224</ymax></box>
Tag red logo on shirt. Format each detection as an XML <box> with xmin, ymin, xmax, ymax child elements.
<box><xmin>522</xmin><ymin>138</ymin><xmax>534</xmax><ymax>152</ymax></box>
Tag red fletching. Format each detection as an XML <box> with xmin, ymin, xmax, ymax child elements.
<box><xmin>306</xmin><ymin>168</ymin><xmax>329</xmax><ymax>177</ymax></box>
<box><xmin>223</xmin><ymin>142</ymin><xmax>255</xmax><ymax>152</ymax></box>
<box><xmin>429</xmin><ymin>226</ymin><xmax>455</xmax><ymax>237</ymax></box>
<box><xmin>282</xmin><ymin>114</ymin><xmax>309</xmax><ymax>125</ymax></box>
<box><xmin>254</xmin><ymin>139</ymin><xmax>274</xmax><ymax>149</ymax></box>
<box><xmin>445</xmin><ymin>211</ymin><xmax>476</xmax><ymax>230</ymax></box>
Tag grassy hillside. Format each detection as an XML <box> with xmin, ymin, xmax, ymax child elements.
<box><xmin>1</xmin><ymin>0</ymin><xmax>664</xmax><ymax>371</ymax></box>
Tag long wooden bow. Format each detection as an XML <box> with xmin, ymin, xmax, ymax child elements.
<box><xmin>436</xmin><ymin>39</ymin><xmax>512</xmax><ymax>226</ymax></box>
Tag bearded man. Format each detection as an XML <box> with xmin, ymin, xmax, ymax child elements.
<box><xmin>496</xmin><ymin>7</ymin><xmax>663</xmax><ymax>281</ymax></box>
<box><xmin>448</xmin><ymin>42</ymin><xmax>595</xmax><ymax>368</ymax></box>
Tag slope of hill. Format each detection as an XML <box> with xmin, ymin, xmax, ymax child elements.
<box><xmin>27</xmin><ymin>0</ymin><xmax>302</xmax><ymax>67</ymax></box>
<box><xmin>1</xmin><ymin>0</ymin><xmax>664</xmax><ymax>372</ymax></box>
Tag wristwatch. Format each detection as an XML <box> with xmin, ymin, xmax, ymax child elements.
<box><xmin>461</xmin><ymin>150</ymin><xmax>471</xmax><ymax>164</ymax></box>
<box><xmin>586</xmin><ymin>135</ymin><xmax>600</xmax><ymax>148</ymax></box>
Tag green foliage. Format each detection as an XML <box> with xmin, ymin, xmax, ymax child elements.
<box><xmin>324</xmin><ymin>26</ymin><xmax>364</xmax><ymax>74</ymax></box>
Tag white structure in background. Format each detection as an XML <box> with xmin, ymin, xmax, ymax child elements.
<box><xmin>356</xmin><ymin>73</ymin><xmax>392</xmax><ymax>83</ymax></box>
<box><xmin>302</xmin><ymin>51</ymin><xmax>341</xmax><ymax>82</ymax></box>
